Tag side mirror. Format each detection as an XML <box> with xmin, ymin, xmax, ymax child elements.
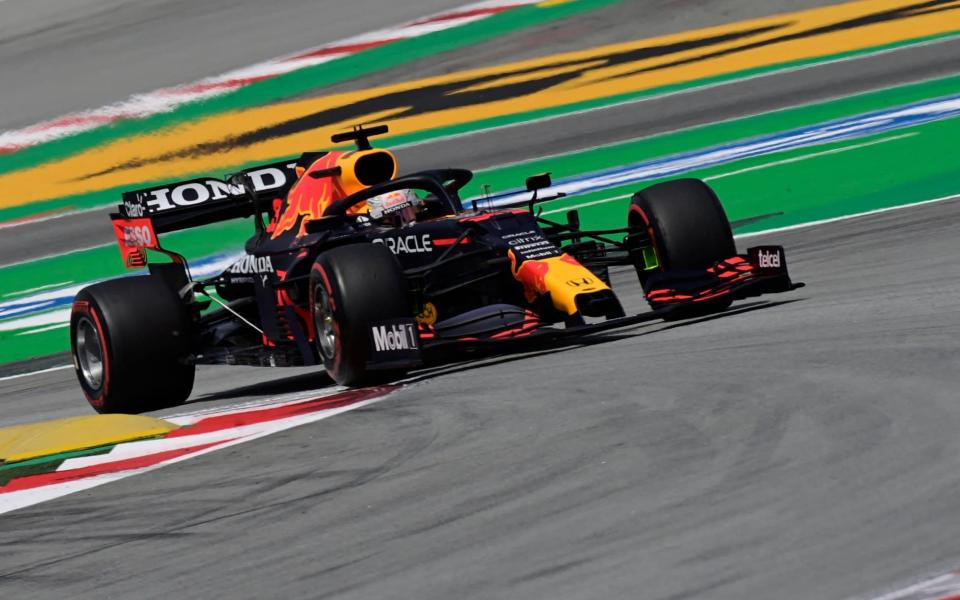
<box><xmin>525</xmin><ymin>173</ymin><xmax>552</xmax><ymax>192</ymax></box>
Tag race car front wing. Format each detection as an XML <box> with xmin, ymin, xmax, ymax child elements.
<box><xmin>419</xmin><ymin>244</ymin><xmax>803</xmax><ymax>354</ymax></box>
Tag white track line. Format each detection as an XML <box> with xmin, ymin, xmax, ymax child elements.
<box><xmin>540</xmin><ymin>195</ymin><xmax>624</xmax><ymax>216</ymax></box>
<box><xmin>703</xmin><ymin>132</ymin><xmax>916</xmax><ymax>181</ymax></box>
<box><xmin>15</xmin><ymin>322</ymin><xmax>70</xmax><ymax>336</ymax></box>
<box><xmin>864</xmin><ymin>571</ymin><xmax>960</xmax><ymax>600</ymax></box>
<box><xmin>735</xmin><ymin>192</ymin><xmax>960</xmax><ymax>239</ymax></box>
<box><xmin>0</xmin><ymin>206</ymin><xmax>118</xmax><ymax>231</ymax></box>
<box><xmin>2</xmin><ymin>282</ymin><xmax>73</xmax><ymax>298</ymax></box>
<box><xmin>0</xmin><ymin>365</ymin><xmax>72</xmax><ymax>383</ymax></box>
<box><xmin>0</xmin><ymin>308</ymin><xmax>71</xmax><ymax>331</ymax></box>
<box><xmin>0</xmin><ymin>243</ymin><xmax>114</xmax><ymax>269</ymax></box>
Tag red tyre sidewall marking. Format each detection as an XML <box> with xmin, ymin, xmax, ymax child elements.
<box><xmin>71</xmin><ymin>299</ymin><xmax>111</xmax><ymax>410</ymax></box>
<box><xmin>311</xmin><ymin>262</ymin><xmax>344</xmax><ymax>376</ymax></box>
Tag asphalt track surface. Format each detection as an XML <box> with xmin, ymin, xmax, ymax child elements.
<box><xmin>3</xmin><ymin>199</ymin><xmax>960</xmax><ymax>598</ymax></box>
<box><xmin>3</xmin><ymin>1</ymin><xmax>960</xmax><ymax>598</ymax></box>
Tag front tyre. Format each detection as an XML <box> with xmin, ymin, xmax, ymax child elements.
<box><xmin>71</xmin><ymin>276</ymin><xmax>195</xmax><ymax>414</ymax></box>
<box><xmin>310</xmin><ymin>244</ymin><xmax>412</xmax><ymax>386</ymax></box>
<box><xmin>629</xmin><ymin>178</ymin><xmax>737</xmax><ymax>317</ymax></box>
<box><xmin>629</xmin><ymin>178</ymin><xmax>736</xmax><ymax>271</ymax></box>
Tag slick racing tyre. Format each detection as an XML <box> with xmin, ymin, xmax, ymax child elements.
<box><xmin>310</xmin><ymin>244</ymin><xmax>412</xmax><ymax>386</ymax></box>
<box><xmin>71</xmin><ymin>276</ymin><xmax>195</xmax><ymax>414</ymax></box>
<box><xmin>629</xmin><ymin>178</ymin><xmax>736</xmax><ymax>271</ymax></box>
<box><xmin>628</xmin><ymin>178</ymin><xmax>737</xmax><ymax>317</ymax></box>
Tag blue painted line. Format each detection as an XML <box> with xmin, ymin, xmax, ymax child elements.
<box><xmin>0</xmin><ymin>300</ymin><xmax>54</xmax><ymax>320</ymax></box>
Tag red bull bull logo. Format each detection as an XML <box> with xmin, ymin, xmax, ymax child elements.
<box><xmin>510</xmin><ymin>251</ymin><xmax>610</xmax><ymax>315</ymax></box>
<box><xmin>271</xmin><ymin>148</ymin><xmax>399</xmax><ymax>239</ymax></box>
<box><xmin>271</xmin><ymin>152</ymin><xmax>347</xmax><ymax>239</ymax></box>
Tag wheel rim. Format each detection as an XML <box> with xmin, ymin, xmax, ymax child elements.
<box><xmin>75</xmin><ymin>316</ymin><xmax>104</xmax><ymax>390</ymax></box>
<box><xmin>313</xmin><ymin>285</ymin><xmax>337</xmax><ymax>360</ymax></box>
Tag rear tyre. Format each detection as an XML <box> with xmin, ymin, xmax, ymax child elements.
<box><xmin>628</xmin><ymin>178</ymin><xmax>736</xmax><ymax>316</ymax></box>
<box><xmin>71</xmin><ymin>276</ymin><xmax>195</xmax><ymax>414</ymax></box>
<box><xmin>310</xmin><ymin>244</ymin><xmax>411</xmax><ymax>386</ymax></box>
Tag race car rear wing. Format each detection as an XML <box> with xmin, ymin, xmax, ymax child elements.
<box><xmin>110</xmin><ymin>159</ymin><xmax>299</xmax><ymax>268</ymax></box>
<box><xmin>113</xmin><ymin>159</ymin><xmax>298</xmax><ymax>233</ymax></box>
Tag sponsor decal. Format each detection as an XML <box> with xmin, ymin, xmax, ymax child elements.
<box><xmin>510</xmin><ymin>252</ymin><xmax>551</xmax><ymax>302</ymax></box>
<box><xmin>121</xmin><ymin>224</ymin><xmax>155</xmax><ymax>248</ymax></box>
<box><xmin>750</xmin><ymin>246</ymin><xmax>785</xmax><ymax>270</ymax></box>
<box><xmin>113</xmin><ymin>218</ymin><xmax>160</xmax><ymax>269</ymax></box>
<box><xmin>502</xmin><ymin>229</ymin><xmax>561</xmax><ymax>262</ymax></box>
<box><xmin>271</xmin><ymin>153</ymin><xmax>342</xmax><ymax>239</ymax></box>
<box><xmin>123</xmin><ymin>161</ymin><xmax>296</xmax><ymax>215</ymax></box>
<box><xmin>368</xmin><ymin>319</ymin><xmax>420</xmax><ymax>366</ymax></box>
<box><xmin>373</xmin><ymin>234</ymin><xmax>433</xmax><ymax>255</ymax></box>
<box><xmin>368</xmin><ymin>190</ymin><xmax>419</xmax><ymax>220</ymax></box>
<box><xmin>371</xmin><ymin>322</ymin><xmax>418</xmax><ymax>352</ymax></box>
<box><xmin>758</xmin><ymin>250</ymin><xmax>781</xmax><ymax>268</ymax></box>
<box><xmin>416</xmin><ymin>302</ymin><xmax>438</xmax><ymax>326</ymax></box>
<box><xmin>111</xmin><ymin>217</ymin><xmax>157</xmax><ymax>268</ymax></box>
<box><xmin>112</xmin><ymin>218</ymin><xmax>157</xmax><ymax>250</ymax></box>
<box><xmin>227</xmin><ymin>255</ymin><xmax>274</xmax><ymax>275</ymax></box>
<box><xmin>566</xmin><ymin>277</ymin><xmax>594</xmax><ymax>287</ymax></box>
<box><xmin>122</xmin><ymin>201</ymin><xmax>145</xmax><ymax>218</ymax></box>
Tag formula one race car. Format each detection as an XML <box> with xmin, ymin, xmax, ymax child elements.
<box><xmin>71</xmin><ymin>125</ymin><xmax>802</xmax><ymax>413</ymax></box>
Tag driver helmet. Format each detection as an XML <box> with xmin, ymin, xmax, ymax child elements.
<box><xmin>366</xmin><ymin>189</ymin><xmax>422</xmax><ymax>226</ymax></box>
